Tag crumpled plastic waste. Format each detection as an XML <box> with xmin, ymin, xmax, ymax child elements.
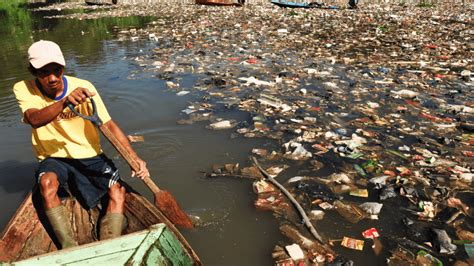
<box><xmin>431</xmin><ymin>228</ymin><xmax>457</xmax><ymax>255</ymax></box>
<box><xmin>40</xmin><ymin>1</ymin><xmax>474</xmax><ymax>264</ymax></box>
<box><xmin>359</xmin><ymin>202</ymin><xmax>383</xmax><ymax>220</ymax></box>
<box><xmin>340</xmin><ymin>237</ymin><xmax>364</xmax><ymax>251</ymax></box>
<box><xmin>283</xmin><ymin>141</ymin><xmax>312</xmax><ymax>160</ymax></box>
<box><xmin>253</xmin><ymin>180</ymin><xmax>276</xmax><ymax>194</ymax></box>
<box><xmin>334</xmin><ymin>200</ymin><xmax>366</xmax><ymax>224</ymax></box>
<box><xmin>418</xmin><ymin>201</ymin><xmax>436</xmax><ymax>220</ymax></box>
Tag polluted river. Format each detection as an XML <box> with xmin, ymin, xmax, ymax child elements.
<box><xmin>0</xmin><ymin>1</ymin><xmax>472</xmax><ymax>265</ymax></box>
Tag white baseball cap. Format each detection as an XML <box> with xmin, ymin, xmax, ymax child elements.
<box><xmin>28</xmin><ymin>40</ymin><xmax>66</xmax><ymax>69</ymax></box>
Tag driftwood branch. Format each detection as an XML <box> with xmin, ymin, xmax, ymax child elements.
<box><xmin>251</xmin><ymin>157</ymin><xmax>324</xmax><ymax>243</ymax></box>
<box><xmin>207</xmin><ymin>174</ymin><xmax>259</xmax><ymax>179</ymax></box>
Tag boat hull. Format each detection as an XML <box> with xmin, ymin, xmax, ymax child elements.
<box><xmin>270</xmin><ymin>0</ymin><xmax>338</xmax><ymax>9</ymax></box>
<box><xmin>85</xmin><ymin>0</ymin><xmax>117</xmax><ymax>6</ymax></box>
<box><xmin>11</xmin><ymin>223</ymin><xmax>191</xmax><ymax>265</ymax></box>
<box><xmin>195</xmin><ymin>0</ymin><xmax>243</xmax><ymax>6</ymax></box>
<box><xmin>0</xmin><ymin>191</ymin><xmax>200</xmax><ymax>265</ymax></box>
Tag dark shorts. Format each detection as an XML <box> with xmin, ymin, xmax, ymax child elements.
<box><xmin>36</xmin><ymin>154</ymin><xmax>121</xmax><ymax>209</ymax></box>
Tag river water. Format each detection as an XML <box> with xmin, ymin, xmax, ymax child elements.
<box><xmin>0</xmin><ymin>5</ymin><xmax>281</xmax><ymax>265</ymax></box>
<box><xmin>3</xmin><ymin>3</ymin><xmax>472</xmax><ymax>266</ymax></box>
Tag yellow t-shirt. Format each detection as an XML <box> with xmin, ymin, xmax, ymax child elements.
<box><xmin>13</xmin><ymin>75</ymin><xmax>112</xmax><ymax>161</ymax></box>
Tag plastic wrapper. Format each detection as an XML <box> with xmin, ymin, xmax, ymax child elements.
<box><xmin>341</xmin><ymin>237</ymin><xmax>364</xmax><ymax>251</ymax></box>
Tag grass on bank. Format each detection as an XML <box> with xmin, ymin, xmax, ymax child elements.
<box><xmin>0</xmin><ymin>0</ymin><xmax>28</xmax><ymax>10</ymax></box>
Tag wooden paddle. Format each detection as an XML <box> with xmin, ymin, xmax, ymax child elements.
<box><xmin>68</xmin><ymin>99</ymin><xmax>193</xmax><ymax>228</ymax></box>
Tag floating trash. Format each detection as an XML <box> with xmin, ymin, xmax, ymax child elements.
<box><xmin>37</xmin><ymin>1</ymin><xmax>474</xmax><ymax>264</ymax></box>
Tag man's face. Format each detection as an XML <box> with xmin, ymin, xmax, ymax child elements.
<box><xmin>34</xmin><ymin>63</ymin><xmax>64</xmax><ymax>92</ymax></box>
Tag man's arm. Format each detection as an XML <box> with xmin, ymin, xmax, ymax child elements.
<box><xmin>24</xmin><ymin>98</ymin><xmax>68</xmax><ymax>128</ymax></box>
<box><xmin>101</xmin><ymin>119</ymin><xmax>149</xmax><ymax>179</ymax></box>
<box><xmin>24</xmin><ymin>87</ymin><xmax>95</xmax><ymax>128</ymax></box>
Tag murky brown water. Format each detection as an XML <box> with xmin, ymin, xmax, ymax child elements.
<box><xmin>4</xmin><ymin>2</ymin><xmax>472</xmax><ymax>265</ymax></box>
<box><xmin>0</xmin><ymin>6</ymin><xmax>280</xmax><ymax>265</ymax></box>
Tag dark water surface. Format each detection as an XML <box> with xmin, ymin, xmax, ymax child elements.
<box><xmin>0</xmin><ymin>5</ymin><xmax>280</xmax><ymax>265</ymax></box>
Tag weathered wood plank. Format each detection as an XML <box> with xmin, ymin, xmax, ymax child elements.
<box><xmin>157</xmin><ymin>228</ymin><xmax>193</xmax><ymax>266</ymax></box>
<box><xmin>14</xmin><ymin>230</ymin><xmax>149</xmax><ymax>265</ymax></box>
<box><xmin>16</xmin><ymin>219</ymin><xmax>53</xmax><ymax>260</ymax></box>
<box><xmin>125</xmin><ymin>193</ymin><xmax>201</xmax><ymax>265</ymax></box>
<box><xmin>122</xmin><ymin>207</ymin><xmax>145</xmax><ymax>235</ymax></box>
<box><xmin>144</xmin><ymin>245</ymin><xmax>168</xmax><ymax>265</ymax></box>
<box><xmin>0</xmin><ymin>194</ymin><xmax>40</xmax><ymax>262</ymax></box>
<box><xmin>1</xmin><ymin>192</ymin><xmax>200</xmax><ymax>265</ymax></box>
<box><xmin>65</xmin><ymin>198</ymin><xmax>77</xmax><ymax>239</ymax></box>
<box><xmin>127</xmin><ymin>224</ymin><xmax>166</xmax><ymax>265</ymax></box>
<box><xmin>85</xmin><ymin>0</ymin><xmax>117</xmax><ymax>5</ymax></box>
<box><xmin>124</xmin><ymin>193</ymin><xmax>161</xmax><ymax>227</ymax></box>
<box><xmin>123</xmin><ymin>194</ymin><xmax>149</xmax><ymax>235</ymax></box>
<box><xmin>66</xmin><ymin>250</ymin><xmax>136</xmax><ymax>265</ymax></box>
<box><xmin>72</xmin><ymin>200</ymin><xmax>97</xmax><ymax>245</ymax></box>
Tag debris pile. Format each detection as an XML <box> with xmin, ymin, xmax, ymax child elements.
<box><xmin>37</xmin><ymin>1</ymin><xmax>473</xmax><ymax>264</ymax></box>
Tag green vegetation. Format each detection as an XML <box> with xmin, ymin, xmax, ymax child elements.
<box><xmin>0</xmin><ymin>0</ymin><xmax>32</xmax><ymax>35</ymax></box>
<box><xmin>0</xmin><ymin>0</ymin><xmax>33</xmax><ymax>74</ymax></box>
<box><xmin>0</xmin><ymin>0</ymin><xmax>28</xmax><ymax>11</ymax></box>
<box><xmin>377</xmin><ymin>25</ymin><xmax>388</xmax><ymax>32</ymax></box>
<box><xmin>0</xmin><ymin>2</ymin><xmax>154</xmax><ymax>95</ymax></box>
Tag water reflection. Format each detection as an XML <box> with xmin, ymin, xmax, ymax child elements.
<box><xmin>0</xmin><ymin>2</ymin><xmax>155</xmax><ymax>125</ymax></box>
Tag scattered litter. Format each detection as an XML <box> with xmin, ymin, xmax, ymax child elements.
<box><xmin>309</xmin><ymin>210</ymin><xmax>325</xmax><ymax>221</ymax></box>
<box><xmin>208</xmin><ymin>120</ymin><xmax>234</xmax><ymax>130</ymax></box>
<box><xmin>318</xmin><ymin>202</ymin><xmax>333</xmax><ymax>210</ymax></box>
<box><xmin>285</xmin><ymin>243</ymin><xmax>305</xmax><ymax>261</ymax></box>
<box><xmin>341</xmin><ymin>237</ymin><xmax>364</xmax><ymax>251</ymax></box>
<box><xmin>334</xmin><ymin>200</ymin><xmax>366</xmax><ymax>224</ymax></box>
<box><xmin>359</xmin><ymin>202</ymin><xmax>383</xmax><ymax>220</ymax></box>
<box><xmin>253</xmin><ymin>180</ymin><xmax>276</xmax><ymax>194</ymax></box>
<box><xmin>176</xmin><ymin>91</ymin><xmax>190</xmax><ymax>96</ymax></box>
<box><xmin>416</xmin><ymin>250</ymin><xmax>443</xmax><ymax>266</ymax></box>
<box><xmin>239</xmin><ymin>77</ymin><xmax>274</xmax><ymax>87</ymax></box>
<box><xmin>432</xmin><ymin>228</ymin><xmax>457</xmax><ymax>254</ymax></box>
<box><xmin>40</xmin><ymin>2</ymin><xmax>474</xmax><ymax>265</ymax></box>
<box><xmin>127</xmin><ymin>135</ymin><xmax>144</xmax><ymax>143</ymax></box>
<box><xmin>349</xmin><ymin>189</ymin><xmax>369</xmax><ymax>198</ymax></box>
<box><xmin>362</xmin><ymin>228</ymin><xmax>380</xmax><ymax>239</ymax></box>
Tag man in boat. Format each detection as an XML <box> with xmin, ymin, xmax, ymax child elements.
<box><xmin>348</xmin><ymin>0</ymin><xmax>358</xmax><ymax>9</ymax></box>
<box><xmin>13</xmin><ymin>40</ymin><xmax>149</xmax><ymax>249</ymax></box>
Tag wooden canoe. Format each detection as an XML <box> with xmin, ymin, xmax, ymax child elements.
<box><xmin>10</xmin><ymin>224</ymin><xmax>192</xmax><ymax>265</ymax></box>
<box><xmin>85</xmin><ymin>0</ymin><xmax>117</xmax><ymax>6</ymax></box>
<box><xmin>270</xmin><ymin>0</ymin><xmax>338</xmax><ymax>9</ymax></box>
<box><xmin>0</xmin><ymin>190</ymin><xmax>201</xmax><ymax>265</ymax></box>
<box><xmin>195</xmin><ymin>0</ymin><xmax>243</xmax><ymax>6</ymax></box>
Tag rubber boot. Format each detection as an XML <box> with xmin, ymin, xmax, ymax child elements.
<box><xmin>99</xmin><ymin>213</ymin><xmax>125</xmax><ymax>240</ymax></box>
<box><xmin>45</xmin><ymin>205</ymin><xmax>78</xmax><ymax>249</ymax></box>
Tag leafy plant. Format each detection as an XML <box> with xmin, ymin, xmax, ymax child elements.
<box><xmin>0</xmin><ymin>0</ymin><xmax>28</xmax><ymax>11</ymax></box>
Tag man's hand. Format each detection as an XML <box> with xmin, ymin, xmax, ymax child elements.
<box><xmin>131</xmin><ymin>158</ymin><xmax>149</xmax><ymax>179</ymax></box>
<box><xmin>24</xmin><ymin>87</ymin><xmax>95</xmax><ymax>128</ymax></box>
<box><xmin>66</xmin><ymin>87</ymin><xmax>96</xmax><ymax>106</ymax></box>
<box><xmin>102</xmin><ymin>120</ymin><xmax>150</xmax><ymax>180</ymax></box>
